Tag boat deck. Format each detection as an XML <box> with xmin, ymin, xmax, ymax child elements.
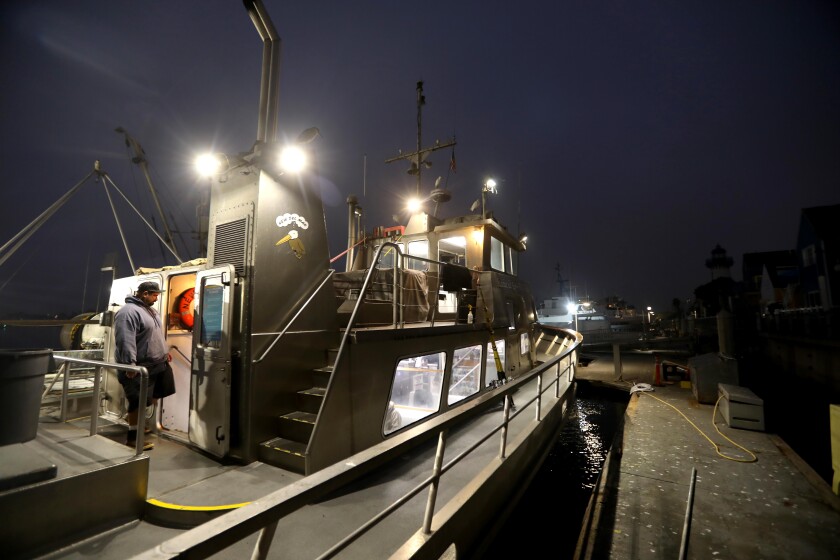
<box><xmin>5</xmin><ymin>362</ymin><xmax>566</xmax><ymax>559</ymax></box>
<box><xmin>575</xmin><ymin>351</ymin><xmax>840</xmax><ymax>559</ymax></box>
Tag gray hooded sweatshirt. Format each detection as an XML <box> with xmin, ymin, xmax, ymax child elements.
<box><xmin>114</xmin><ymin>295</ymin><xmax>168</xmax><ymax>367</ymax></box>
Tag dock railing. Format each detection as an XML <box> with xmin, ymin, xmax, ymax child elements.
<box><xmin>135</xmin><ymin>325</ymin><xmax>581</xmax><ymax>560</ymax></box>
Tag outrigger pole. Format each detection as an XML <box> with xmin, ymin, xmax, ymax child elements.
<box><xmin>94</xmin><ymin>164</ymin><xmax>184</xmax><ymax>269</ymax></box>
<box><xmin>116</xmin><ymin>127</ymin><xmax>182</xmax><ymax>262</ymax></box>
<box><xmin>0</xmin><ymin>170</ymin><xmax>96</xmax><ymax>268</ymax></box>
<box><xmin>0</xmin><ymin>160</ymin><xmax>183</xmax><ymax>275</ymax></box>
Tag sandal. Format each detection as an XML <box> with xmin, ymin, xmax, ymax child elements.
<box><xmin>126</xmin><ymin>438</ymin><xmax>154</xmax><ymax>451</ymax></box>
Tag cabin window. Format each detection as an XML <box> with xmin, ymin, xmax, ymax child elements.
<box><xmin>507</xmin><ymin>247</ymin><xmax>517</xmax><ymax>276</ymax></box>
<box><xmin>378</xmin><ymin>242</ymin><xmax>404</xmax><ymax>269</ymax></box>
<box><xmin>490</xmin><ymin>237</ymin><xmax>505</xmax><ymax>272</ymax></box>
<box><xmin>439</xmin><ymin>236</ymin><xmax>467</xmax><ymax>266</ymax></box>
<box><xmin>384</xmin><ymin>351</ymin><xmax>446</xmax><ymax>435</ymax></box>
<box><xmin>437</xmin><ymin>236</ymin><xmax>467</xmax><ymax>314</ymax></box>
<box><xmin>449</xmin><ymin>345</ymin><xmax>482</xmax><ymax>404</ymax></box>
<box><xmin>520</xmin><ymin>332</ymin><xmax>530</xmax><ymax>355</ymax></box>
<box><xmin>407</xmin><ymin>239</ymin><xmax>429</xmax><ymax>271</ymax></box>
<box><xmin>485</xmin><ymin>339</ymin><xmax>506</xmax><ymax>385</ymax></box>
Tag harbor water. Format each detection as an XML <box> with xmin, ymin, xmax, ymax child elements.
<box><xmin>489</xmin><ymin>382</ymin><xmax>628</xmax><ymax>559</ymax></box>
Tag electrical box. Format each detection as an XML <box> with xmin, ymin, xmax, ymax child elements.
<box><xmin>718</xmin><ymin>383</ymin><xmax>765</xmax><ymax>431</ymax></box>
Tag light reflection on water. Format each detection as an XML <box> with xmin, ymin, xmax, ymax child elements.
<box><xmin>489</xmin><ymin>387</ymin><xmax>627</xmax><ymax>559</ymax></box>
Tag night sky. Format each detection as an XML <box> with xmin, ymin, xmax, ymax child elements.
<box><xmin>1</xmin><ymin>0</ymin><xmax>838</xmax><ymax>322</ymax></box>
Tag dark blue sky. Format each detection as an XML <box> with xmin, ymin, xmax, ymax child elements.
<box><xmin>1</xmin><ymin>0</ymin><xmax>838</xmax><ymax>319</ymax></box>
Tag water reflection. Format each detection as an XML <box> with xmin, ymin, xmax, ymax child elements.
<box><xmin>488</xmin><ymin>388</ymin><xmax>628</xmax><ymax>559</ymax></box>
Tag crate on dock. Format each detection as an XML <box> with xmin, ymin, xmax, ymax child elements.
<box><xmin>717</xmin><ymin>383</ymin><xmax>765</xmax><ymax>431</ymax></box>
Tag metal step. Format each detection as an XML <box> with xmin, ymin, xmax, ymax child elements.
<box><xmin>258</xmin><ymin>437</ymin><xmax>306</xmax><ymax>473</ymax></box>
<box><xmin>297</xmin><ymin>386</ymin><xmax>325</xmax><ymax>413</ymax></box>
<box><xmin>278</xmin><ymin>411</ymin><xmax>316</xmax><ymax>442</ymax></box>
<box><xmin>311</xmin><ymin>366</ymin><xmax>332</xmax><ymax>387</ymax></box>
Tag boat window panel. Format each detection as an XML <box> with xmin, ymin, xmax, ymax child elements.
<box><xmin>485</xmin><ymin>339</ymin><xmax>506</xmax><ymax>385</ymax></box>
<box><xmin>199</xmin><ymin>285</ymin><xmax>225</xmax><ymax>349</ymax></box>
<box><xmin>384</xmin><ymin>351</ymin><xmax>446</xmax><ymax>435</ymax></box>
<box><xmin>439</xmin><ymin>236</ymin><xmax>467</xmax><ymax>266</ymax></box>
<box><xmin>506</xmin><ymin>300</ymin><xmax>516</xmax><ymax>330</ymax></box>
<box><xmin>378</xmin><ymin>243</ymin><xmax>404</xmax><ymax>269</ymax></box>
<box><xmin>520</xmin><ymin>332</ymin><xmax>530</xmax><ymax>355</ymax></box>
<box><xmin>507</xmin><ymin>247</ymin><xmax>517</xmax><ymax>276</ymax></box>
<box><xmin>449</xmin><ymin>344</ymin><xmax>482</xmax><ymax>404</ymax></box>
<box><xmin>407</xmin><ymin>239</ymin><xmax>429</xmax><ymax>271</ymax></box>
<box><xmin>490</xmin><ymin>236</ymin><xmax>505</xmax><ymax>272</ymax></box>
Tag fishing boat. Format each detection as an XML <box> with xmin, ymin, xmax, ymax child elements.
<box><xmin>0</xmin><ymin>2</ymin><xmax>581</xmax><ymax>558</ymax></box>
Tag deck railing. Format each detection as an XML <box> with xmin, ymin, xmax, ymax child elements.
<box><xmin>135</xmin><ymin>326</ymin><xmax>581</xmax><ymax>560</ymax></box>
<box><xmin>50</xmin><ymin>353</ymin><xmax>151</xmax><ymax>456</ymax></box>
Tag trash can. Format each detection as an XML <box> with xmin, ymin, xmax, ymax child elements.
<box><xmin>0</xmin><ymin>349</ymin><xmax>53</xmax><ymax>446</ymax></box>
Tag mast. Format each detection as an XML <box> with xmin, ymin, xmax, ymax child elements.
<box><xmin>415</xmin><ymin>81</ymin><xmax>423</xmax><ymax>197</ymax></box>
<box><xmin>385</xmin><ymin>82</ymin><xmax>456</xmax><ymax>201</ymax></box>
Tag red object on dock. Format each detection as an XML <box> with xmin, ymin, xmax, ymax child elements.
<box><xmin>653</xmin><ymin>354</ymin><xmax>663</xmax><ymax>386</ymax></box>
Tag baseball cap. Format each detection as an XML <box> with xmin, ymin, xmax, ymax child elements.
<box><xmin>137</xmin><ymin>281</ymin><xmax>164</xmax><ymax>293</ymax></box>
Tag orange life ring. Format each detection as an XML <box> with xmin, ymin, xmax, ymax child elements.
<box><xmin>177</xmin><ymin>288</ymin><xmax>195</xmax><ymax>329</ymax></box>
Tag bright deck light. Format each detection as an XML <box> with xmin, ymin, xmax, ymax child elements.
<box><xmin>279</xmin><ymin>145</ymin><xmax>307</xmax><ymax>173</ymax></box>
<box><xmin>406</xmin><ymin>198</ymin><xmax>422</xmax><ymax>213</ymax></box>
<box><xmin>195</xmin><ymin>153</ymin><xmax>222</xmax><ymax>177</ymax></box>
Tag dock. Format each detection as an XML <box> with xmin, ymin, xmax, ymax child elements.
<box><xmin>575</xmin><ymin>349</ymin><xmax>840</xmax><ymax>559</ymax></box>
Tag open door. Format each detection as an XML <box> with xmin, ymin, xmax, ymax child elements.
<box><xmin>189</xmin><ymin>265</ymin><xmax>235</xmax><ymax>457</ymax></box>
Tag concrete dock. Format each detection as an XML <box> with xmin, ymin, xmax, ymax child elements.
<box><xmin>575</xmin><ymin>349</ymin><xmax>840</xmax><ymax>559</ymax></box>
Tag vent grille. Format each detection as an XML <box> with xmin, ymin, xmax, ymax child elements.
<box><xmin>213</xmin><ymin>218</ymin><xmax>247</xmax><ymax>275</ymax></box>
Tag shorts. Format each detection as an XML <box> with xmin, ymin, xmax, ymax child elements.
<box><xmin>118</xmin><ymin>362</ymin><xmax>176</xmax><ymax>412</ymax></box>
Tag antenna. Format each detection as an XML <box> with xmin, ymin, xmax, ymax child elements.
<box><xmin>385</xmin><ymin>82</ymin><xmax>455</xmax><ymax>201</ymax></box>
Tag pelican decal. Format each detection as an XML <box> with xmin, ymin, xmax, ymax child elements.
<box><xmin>275</xmin><ymin>213</ymin><xmax>308</xmax><ymax>259</ymax></box>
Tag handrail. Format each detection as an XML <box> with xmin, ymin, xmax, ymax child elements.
<box><xmin>136</xmin><ymin>327</ymin><xmax>581</xmax><ymax>560</ymax></box>
<box><xmin>308</xmin><ymin>245</ymin><xmax>491</xmax><ymax>469</ymax></box>
<box><xmin>168</xmin><ymin>345</ymin><xmax>190</xmax><ymax>364</ymax></box>
<box><xmin>327</xmin><ymin>243</ymin><xmax>396</xmax><ymax>402</ymax></box>
<box><xmin>51</xmin><ymin>354</ymin><xmax>151</xmax><ymax>456</ymax></box>
<box><xmin>253</xmin><ymin>269</ymin><xmax>335</xmax><ymax>364</ymax></box>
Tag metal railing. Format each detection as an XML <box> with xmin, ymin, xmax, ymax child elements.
<box><xmin>51</xmin><ymin>354</ymin><xmax>151</xmax><ymax>456</ymax></box>
<box><xmin>44</xmin><ymin>349</ymin><xmax>103</xmax><ymax>422</ymax></box>
<box><xmin>135</xmin><ymin>327</ymin><xmax>581</xmax><ymax>559</ymax></box>
<box><xmin>306</xmin><ymin>243</ymin><xmax>469</xmax><ymax>467</ymax></box>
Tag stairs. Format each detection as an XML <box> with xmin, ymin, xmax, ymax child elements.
<box><xmin>258</xmin><ymin>352</ymin><xmax>336</xmax><ymax>473</ymax></box>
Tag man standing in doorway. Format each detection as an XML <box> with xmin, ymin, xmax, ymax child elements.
<box><xmin>114</xmin><ymin>281</ymin><xmax>175</xmax><ymax>449</ymax></box>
